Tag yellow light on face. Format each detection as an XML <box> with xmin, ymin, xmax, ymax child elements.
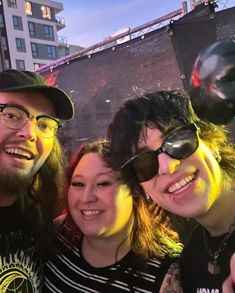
<box><xmin>99</xmin><ymin>184</ymin><xmax>134</xmax><ymax>238</ymax></box>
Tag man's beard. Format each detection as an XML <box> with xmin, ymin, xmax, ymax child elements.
<box><xmin>0</xmin><ymin>167</ymin><xmax>33</xmax><ymax>196</ymax></box>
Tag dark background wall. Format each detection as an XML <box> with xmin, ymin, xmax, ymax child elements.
<box><xmin>40</xmin><ymin>4</ymin><xmax>235</xmax><ymax>156</ymax></box>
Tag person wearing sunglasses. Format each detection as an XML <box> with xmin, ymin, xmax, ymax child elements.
<box><xmin>0</xmin><ymin>69</ymin><xmax>74</xmax><ymax>292</ymax></box>
<box><xmin>43</xmin><ymin>139</ymin><xmax>183</xmax><ymax>292</ymax></box>
<box><xmin>107</xmin><ymin>90</ymin><xmax>235</xmax><ymax>292</ymax></box>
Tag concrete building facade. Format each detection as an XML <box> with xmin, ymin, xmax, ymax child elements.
<box><xmin>0</xmin><ymin>0</ymin><xmax>70</xmax><ymax>71</ymax></box>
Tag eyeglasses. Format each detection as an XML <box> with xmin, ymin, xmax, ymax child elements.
<box><xmin>121</xmin><ymin>124</ymin><xmax>199</xmax><ymax>182</ymax></box>
<box><xmin>0</xmin><ymin>103</ymin><xmax>63</xmax><ymax>139</ymax></box>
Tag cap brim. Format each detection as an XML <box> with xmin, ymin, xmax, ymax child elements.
<box><xmin>38</xmin><ymin>86</ymin><xmax>74</xmax><ymax>120</ymax></box>
<box><xmin>0</xmin><ymin>85</ymin><xmax>74</xmax><ymax>120</ymax></box>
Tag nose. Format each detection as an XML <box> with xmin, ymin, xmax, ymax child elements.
<box><xmin>158</xmin><ymin>152</ymin><xmax>180</xmax><ymax>175</ymax></box>
<box><xmin>16</xmin><ymin>119</ymin><xmax>37</xmax><ymax>141</ymax></box>
<box><xmin>80</xmin><ymin>185</ymin><xmax>98</xmax><ymax>204</ymax></box>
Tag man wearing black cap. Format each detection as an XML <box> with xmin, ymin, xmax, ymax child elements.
<box><xmin>0</xmin><ymin>69</ymin><xmax>74</xmax><ymax>292</ymax></box>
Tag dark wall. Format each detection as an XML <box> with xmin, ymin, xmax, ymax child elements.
<box><xmin>40</xmin><ymin>4</ymin><xmax>235</xmax><ymax>155</ymax></box>
<box><xmin>43</xmin><ymin>26</ymin><xmax>183</xmax><ymax>155</ymax></box>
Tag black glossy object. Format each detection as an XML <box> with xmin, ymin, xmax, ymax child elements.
<box><xmin>190</xmin><ymin>39</ymin><xmax>235</xmax><ymax>124</ymax></box>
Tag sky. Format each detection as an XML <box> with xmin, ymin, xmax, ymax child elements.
<box><xmin>58</xmin><ymin>0</ymin><xmax>235</xmax><ymax>47</ymax></box>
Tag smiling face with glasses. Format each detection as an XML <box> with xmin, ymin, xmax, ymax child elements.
<box><xmin>0</xmin><ymin>91</ymin><xmax>62</xmax><ymax>192</ymax></box>
<box><xmin>0</xmin><ymin>103</ymin><xmax>63</xmax><ymax>139</ymax></box>
<box><xmin>122</xmin><ymin>124</ymin><xmax>199</xmax><ymax>182</ymax></box>
<box><xmin>122</xmin><ymin>121</ymin><xmax>223</xmax><ymax>218</ymax></box>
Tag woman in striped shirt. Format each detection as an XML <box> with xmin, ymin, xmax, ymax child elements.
<box><xmin>43</xmin><ymin>139</ymin><xmax>183</xmax><ymax>293</ymax></box>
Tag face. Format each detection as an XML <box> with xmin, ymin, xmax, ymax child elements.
<box><xmin>138</xmin><ymin>126</ymin><xmax>222</xmax><ymax>219</ymax></box>
<box><xmin>0</xmin><ymin>91</ymin><xmax>56</xmax><ymax>197</ymax></box>
<box><xmin>68</xmin><ymin>153</ymin><xmax>133</xmax><ymax>239</ymax></box>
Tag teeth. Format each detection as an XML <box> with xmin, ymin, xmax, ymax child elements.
<box><xmin>168</xmin><ymin>174</ymin><xmax>195</xmax><ymax>193</ymax></box>
<box><xmin>82</xmin><ymin>210</ymin><xmax>101</xmax><ymax>216</ymax></box>
<box><xmin>5</xmin><ymin>147</ymin><xmax>32</xmax><ymax>159</ymax></box>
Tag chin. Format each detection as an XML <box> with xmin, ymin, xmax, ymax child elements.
<box><xmin>165</xmin><ymin>204</ymin><xmax>204</xmax><ymax>218</ymax></box>
<box><xmin>182</xmin><ymin>207</ymin><xmax>207</xmax><ymax>219</ymax></box>
<box><xmin>82</xmin><ymin>228</ymin><xmax>101</xmax><ymax>237</ymax></box>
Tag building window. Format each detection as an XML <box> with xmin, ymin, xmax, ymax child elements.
<box><xmin>0</xmin><ymin>14</ymin><xmax>4</xmax><ymax>28</ymax></box>
<box><xmin>46</xmin><ymin>45</ymin><xmax>57</xmax><ymax>59</ymax></box>
<box><xmin>31</xmin><ymin>43</ymin><xmax>38</xmax><ymax>58</ymax></box>
<box><xmin>8</xmin><ymin>0</ymin><xmax>17</xmax><ymax>8</ymax></box>
<box><xmin>59</xmin><ymin>46</ymin><xmax>70</xmax><ymax>56</ymax></box>
<box><xmin>16</xmin><ymin>59</ymin><xmax>25</xmax><ymax>70</ymax></box>
<box><xmin>25</xmin><ymin>1</ymin><xmax>32</xmax><ymax>16</ymax></box>
<box><xmin>13</xmin><ymin>15</ymin><xmax>23</xmax><ymax>30</ymax></box>
<box><xmin>15</xmin><ymin>38</ymin><xmax>26</xmax><ymax>52</ymax></box>
<box><xmin>2</xmin><ymin>37</ymin><xmax>8</xmax><ymax>50</ymax></box>
<box><xmin>43</xmin><ymin>25</ymin><xmax>54</xmax><ymax>40</ymax></box>
<box><xmin>5</xmin><ymin>59</ymin><xmax>10</xmax><ymax>69</ymax></box>
<box><xmin>41</xmin><ymin>5</ymin><xmax>51</xmax><ymax>20</ymax></box>
<box><xmin>28</xmin><ymin>22</ymin><xmax>35</xmax><ymax>36</ymax></box>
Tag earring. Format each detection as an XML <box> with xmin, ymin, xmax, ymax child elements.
<box><xmin>145</xmin><ymin>192</ymin><xmax>153</xmax><ymax>203</ymax></box>
<box><xmin>145</xmin><ymin>193</ymin><xmax>150</xmax><ymax>201</ymax></box>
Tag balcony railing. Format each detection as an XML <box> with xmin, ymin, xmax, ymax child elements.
<box><xmin>55</xmin><ymin>16</ymin><xmax>65</xmax><ymax>27</ymax></box>
<box><xmin>58</xmin><ymin>35</ymin><xmax>68</xmax><ymax>45</ymax></box>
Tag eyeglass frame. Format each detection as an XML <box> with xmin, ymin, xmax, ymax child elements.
<box><xmin>0</xmin><ymin>103</ymin><xmax>63</xmax><ymax>138</ymax></box>
<box><xmin>121</xmin><ymin>123</ymin><xmax>199</xmax><ymax>182</ymax></box>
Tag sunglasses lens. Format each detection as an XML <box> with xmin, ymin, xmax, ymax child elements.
<box><xmin>122</xmin><ymin>124</ymin><xmax>198</xmax><ymax>183</ymax></box>
<box><xmin>124</xmin><ymin>151</ymin><xmax>158</xmax><ymax>182</ymax></box>
<box><xmin>164</xmin><ymin>127</ymin><xmax>198</xmax><ymax>159</ymax></box>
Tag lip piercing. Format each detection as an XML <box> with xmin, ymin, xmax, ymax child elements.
<box><xmin>169</xmin><ymin>193</ymin><xmax>175</xmax><ymax>200</ymax></box>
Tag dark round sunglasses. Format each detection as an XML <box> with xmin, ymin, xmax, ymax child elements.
<box><xmin>121</xmin><ymin>123</ymin><xmax>199</xmax><ymax>182</ymax></box>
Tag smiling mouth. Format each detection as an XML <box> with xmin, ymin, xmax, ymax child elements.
<box><xmin>4</xmin><ymin>147</ymin><xmax>33</xmax><ymax>160</ymax></box>
<box><xmin>167</xmin><ymin>174</ymin><xmax>196</xmax><ymax>194</ymax></box>
<box><xmin>81</xmin><ymin>210</ymin><xmax>103</xmax><ymax>217</ymax></box>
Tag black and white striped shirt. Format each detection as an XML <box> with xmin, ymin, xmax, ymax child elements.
<box><xmin>43</xmin><ymin>221</ymin><xmax>173</xmax><ymax>293</ymax></box>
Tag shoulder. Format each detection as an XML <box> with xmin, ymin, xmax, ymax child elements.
<box><xmin>54</xmin><ymin>213</ymin><xmax>68</xmax><ymax>229</ymax></box>
<box><xmin>53</xmin><ymin>213</ymin><xmax>82</xmax><ymax>244</ymax></box>
<box><xmin>159</xmin><ymin>260</ymin><xmax>183</xmax><ymax>293</ymax></box>
<box><xmin>143</xmin><ymin>254</ymin><xmax>181</xmax><ymax>292</ymax></box>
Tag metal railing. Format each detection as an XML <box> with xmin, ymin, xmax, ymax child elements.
<box><xmin>37</xmin><ymin>8</ymin><xmax>182</xmax><ymax>73</ymax></box>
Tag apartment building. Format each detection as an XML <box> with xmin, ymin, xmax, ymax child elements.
<box><xmin>0</xmin><ymin>0</ymin><xmax>67</xmax><ymax>71</ymax></box>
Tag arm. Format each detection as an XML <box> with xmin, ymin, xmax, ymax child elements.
<box><xmin>159</xmin><ymin>261</ymin><xmax>183</xmax><ymax>293</ymax></box>
<box><xmin>222</xmin><ymin>253</ymin><xmax>235</xmax><ymax>293</ymax></box>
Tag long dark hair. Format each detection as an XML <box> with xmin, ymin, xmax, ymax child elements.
<box><xmin>20</xmin><ymin>136</ymin><xmax>68</xmax><ymax>254</ymax></box>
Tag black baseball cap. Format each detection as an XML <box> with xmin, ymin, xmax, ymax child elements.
<box><xmin>0</xmin><ymin>69</ymin><xmax>74</xmax><ymax>120</ymax></box>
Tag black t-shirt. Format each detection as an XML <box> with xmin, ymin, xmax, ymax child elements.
<box><xmin>0</xmin><ymin>201</ymin><xmax>44</xmax><ymax>292</ymax></box>
<box><xmin>180</xmin><ymin>225</ymin><xmax>235</xmax><ymax>293</ymax></box>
